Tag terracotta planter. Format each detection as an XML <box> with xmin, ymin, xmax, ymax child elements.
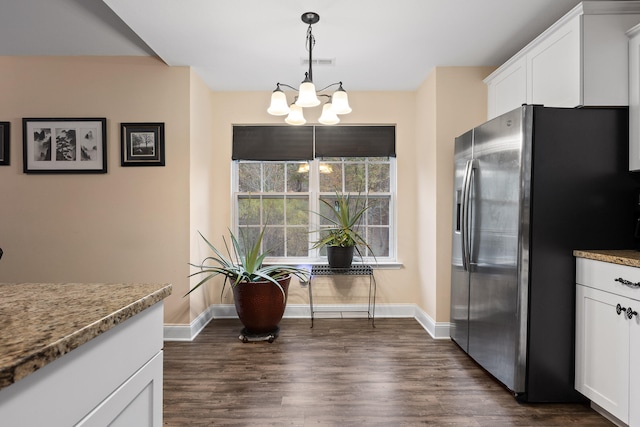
<box><xmin>233</xmin><ymin>275</ymin><xmax>290</xmax><ymax>334</ymax></box>
<box><xmin>327</xmin><ymin>246</ymin><xmax>355</xmax><ymax>269</ymax></box>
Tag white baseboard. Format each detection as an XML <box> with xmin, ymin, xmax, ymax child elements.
<box><xmin>163</xmin><ymin>306</ymin><xmax>216</xmax><ymax>341</ymax></box>
<box><xmin>164</xmin><ymin>303</ymin><xmax>451</xmax><ymax>341</ymax></box>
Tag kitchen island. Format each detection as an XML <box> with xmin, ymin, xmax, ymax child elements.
<box><xmin>0</xmin><ymin>282</ymin><xmax>172</xmax><ymax>426</ymax></box>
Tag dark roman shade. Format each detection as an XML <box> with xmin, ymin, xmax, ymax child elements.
<box><xmin>232</xmin><ymin>125</ymin><xmax>395</xmax><ymax>160</ymax></box>
<box><xmin>315</xmin><ymin>126</ymin><xmax>395</xmax><ymax>158</ymax></box>
<box><xmin>232</xmin><ymin>126</ymin><xmax>313</xmax><ymax>160</ymax></box>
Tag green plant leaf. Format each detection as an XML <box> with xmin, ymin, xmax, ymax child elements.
<box><xmin>185</xmin><ymin>227</ymin><xmax>311</xmax><ymax>301</ymax></box>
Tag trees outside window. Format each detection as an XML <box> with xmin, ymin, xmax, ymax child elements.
<box><xmin>234</xmin><ymin>157</ymin><xmax>395</xmax><ymax>263</ymax></box>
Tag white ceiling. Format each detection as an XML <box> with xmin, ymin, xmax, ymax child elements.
<box><xmin>0</xmin><ymin>0</ymin><xmax>629</xmax><ymax>91</ymax></box>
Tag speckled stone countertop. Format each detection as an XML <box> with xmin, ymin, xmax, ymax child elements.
<box><xmin>0</xmin><ymin>282</ymin><xmax>172</xmax><ymax>391</ymax></box>
<box><xmin>573</xmin><ymin>249</ymin><xmax>640</xmax><ymax>268</ymax></box>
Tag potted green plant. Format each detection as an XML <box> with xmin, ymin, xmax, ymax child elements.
<box><xmin>186</xmin><ymin>227</ymin><xmax>310</xmax><ymax>342</ymax></box>
<box><xmin>311</xmin><ymin>192</ymin><xmax>374</xmax><ymax>268</ymax></box>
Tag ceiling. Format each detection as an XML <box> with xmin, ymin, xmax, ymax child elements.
<box><xmin>0</xmin><ymin>0</ymin><xmax>626</xmax><ymax>92</ymax></box>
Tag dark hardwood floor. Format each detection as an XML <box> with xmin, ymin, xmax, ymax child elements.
<box><xmin>163</xmin><ymin>318</ymin><xmax>612</xmax><ymax>426</ymax></box>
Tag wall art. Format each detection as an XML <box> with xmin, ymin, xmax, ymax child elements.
<box><xmin>121</xmin><ymin>122</ymin><xmax>165</xmax><ymax>167</ymax></box>
<box><xmin>22</xmin><ymin>118</ymin><xmax>107</xmax><ymax>174</ymax></box>
<box><xmin>0</xmin><ymin>122</ymin><xmax>9</xmax><ymax>166</ymax></box>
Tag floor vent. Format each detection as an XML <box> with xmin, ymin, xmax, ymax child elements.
<box><xmin>301</xmin><ymin>58</ymin><xmax>335</xmax><ymax>66</ymax></box>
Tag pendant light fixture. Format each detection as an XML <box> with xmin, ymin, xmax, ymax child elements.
<box><xmin>268</xmin><ymin>12</ymin><xmax>352</xmax><ymax>125</ymax></box>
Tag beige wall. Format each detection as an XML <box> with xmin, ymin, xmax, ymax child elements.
<box><xmin>0</xmin><ymin>55</ymin><xmax>492</xmax><ymax>327</ymax></box>
<box><xmin>187</xmin><ymin>68</ymin><xmax>217</xmax><ymax>321</ymax></box>
<box><xmin>193</xmin><ymin>90</ymin><xmax>423</xmax><ymax>309</ymax></box>
<box><xmin>414</xmin><ymin>66</ymin><xmax>495</xmax><ymax>322</ymax></box>
<box><xmin>0</xmin><ymin>56</ymin><xmax>194</xmax><ymax>324</ymax></box>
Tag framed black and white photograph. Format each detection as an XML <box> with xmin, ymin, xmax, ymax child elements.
<box><xmin>22</xmin><ymin>118</ymin><xmax>107</xmax><ymax>174</ymax></box>
<box><xmin>121</xmin><ymin>122</ymin><xmax>165</xmax><ymax>167</ymax></box>
<box><xmin>0</xmin><ymin>122</ymin><xmax>9</xmax><ymax>166</ymax></box>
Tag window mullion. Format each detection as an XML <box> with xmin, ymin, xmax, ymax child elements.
<box><xmin>309</xmin><ymin>159</ymin><xmax>321</xmax><ymax>259</ymax></box>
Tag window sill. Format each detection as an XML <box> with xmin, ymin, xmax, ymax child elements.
<box><xmin>265</xmin><ymin>260</ymin><xmax>403</xmax><ymax>270</ymax></box>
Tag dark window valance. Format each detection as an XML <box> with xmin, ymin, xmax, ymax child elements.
<box><xmin>315</xmin><ymin>126</ymin><xmax>396</xmax><ymax>158</ymax></box>
<box><xmin>232</xmin><ymin>126</ymin><xmax>313</xmax><ymax>160</ymax></box>
<box><xmin>232</xmin><ymin>125</ymin><xmax>395</xmax><ymax>160</ymax></box>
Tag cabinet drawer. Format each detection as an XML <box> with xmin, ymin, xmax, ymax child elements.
<box><xmin>576</xmin><ymin>258</ymin><xmax>640</xmax><ymax>301</ymax></box>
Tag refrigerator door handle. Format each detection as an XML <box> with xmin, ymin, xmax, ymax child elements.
<box><xmin>461</xmin><ymin>159</ymin><xmax>476</xmax><ymax>271</ymax></box>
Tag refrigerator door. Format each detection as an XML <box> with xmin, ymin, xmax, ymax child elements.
<box><xmin>450</xmin><ymin>130</ymin><xmax>473</xmax><ymax>351</ymax></box>
<box><xmin>467</xmin><ymin>107</ymin><xmax>527</xmax><ymax>394</ymax></box>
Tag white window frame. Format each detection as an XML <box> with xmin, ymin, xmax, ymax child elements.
<box><xmin>232</xmin><ymin>157</ymin><xmax>397</xmax><ymax>265</ymax></box>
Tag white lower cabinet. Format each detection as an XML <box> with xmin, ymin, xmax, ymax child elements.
<box><xmin>575</xmin><ymin>258</ymin><xmax>640</xmax><ymax>426</ymax></box>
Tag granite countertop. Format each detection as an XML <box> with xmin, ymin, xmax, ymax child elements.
<box><xmin>0</xmin><ymin>282</ymin><xmax>172</xmax><ymax>390</ymax></box>
<box><xmin>573</xmin><ymin>249</ymin><xmax>640</xmax><ymax>268</ymax></box>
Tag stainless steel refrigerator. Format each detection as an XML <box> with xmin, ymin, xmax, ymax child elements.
<box><xmin>450</xmin><ymin>105</ymin><xmax>638</xmax><ymax>402</ymax></box>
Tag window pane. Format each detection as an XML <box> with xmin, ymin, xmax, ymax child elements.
<box><xmin>319</xmin><ymin>163</ymin><xmax>342</xmax><ymax>192</ymax></box>
<box><xmin>237</xmin><ymin>226</ymin><xmax>260</xmax><ymax>254</ymax></box>
<box><xmin>367</xmin><ymin>197</ymin><xmax>390</xmax><ymax>225</ymax></box>
<box><xmin>238</xmin><ymin>163</ymin><xmax>261</xmax><ymax>192</ymax></box>
<box><xmin>264</xmin><ymin>226</ymin><xmax>284</xmax><ymax>257</ymax></box>
<box><xmin>286</xmin><ymin>197</ymin><xmax>309</xmax><ymax>225</ymax></box>
<box><xmin>345</xmin><ymin>163</ymin><xmax>366</xmax><ymax>192</ymax></box>
<box><xmin>368</xmin><ymin>227</ymin><xmax>389</xmax><ymax>257</ymax></box>
<box><xmin>369</xmin><ymin>163</ymin><xmax>390</xmax><ymax>192</ymax></box>
<box><xmin>235</xmin><ymin>152</ymin><xmax>394</xmax><ymax>261</ymax></box>
<box><xmin>238</xmin><ymin>197</ymin><xmax>260</xmax><ymax>225</ymax></box>
<box><xmin>318</xmin><ymin>196</ymin><xmax>338</xmax><ymax>226</ymax></box>
<box><xmin>263</xmin><ymin>197</ymin><xmax>284</xmax><ymax>225</ymax></box>
<box><xmin>287</xmin><ymin>163</ymin><xmax>309</xmax><ymax>192</ymax></box>
<box><xmin>287</xmin><ymin>227</ymin><xmax>309</xmax><ymax>257</ymax></box>
<box><xmin>264</xmin><ymin>163</ymin><xmax>284</xmax><ymax>192</ymax></box>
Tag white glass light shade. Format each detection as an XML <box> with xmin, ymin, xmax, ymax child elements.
<box><xmin>331</xmin><ymin>89</ymin><xmax>352</xmax><ymax>114</ymax></box>
<box><xmin>318</xmin><ymin>102</ymin><xmax>340</xmax><ymax>125</ymax></box>
<box><xmin>285</xmin><ymin>104</ymin><xmax>306</xmax><ymax>125</ymax></box>
<box><xmin>267</xmin><ymin>90</ymin><xmax>290</xmax><ymax>116</ymax></box>
<box><xmin>295</xmin><ymin>81</ymin><xmax>321</xmax><ymax>107</ymax></box>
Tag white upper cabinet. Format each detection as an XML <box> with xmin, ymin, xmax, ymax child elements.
<box><xmin>486</xmin><ymin>56</ymin><xmax>527</xmax><ymax>120</ymax></box>
<box><xmin>485</xmin><ymin>1</ymin><xmax>640</xmax><ymax>120</ymax></box>
<box><xmin>527</xmin><ymin>14</ymin><xmax>581</xmax><ymax>107</ymax></box>
<box><xmin>628</xmin><ymin>23</ymin><xmax>640</xmax><ymax>171</ymax></box>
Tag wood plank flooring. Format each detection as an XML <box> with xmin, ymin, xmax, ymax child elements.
<box><xmin>163</xmin><ymin>318</ymin><xmax>612</xmax><ymax>426</ymax></box>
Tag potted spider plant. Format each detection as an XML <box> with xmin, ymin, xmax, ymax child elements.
<box><xmin>312</xmin><ymin>192</ymin><xmax>374</xmax><ymax>268</ymax></box>
<box><xmin>187</xmin><ymin>227</ymin><xmax>310</xmax><ymax>341</ymax></box>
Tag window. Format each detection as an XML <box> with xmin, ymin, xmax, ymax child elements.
<box><xmin>232</xmin><ymin>126</ymin><xmax>396</xmax><ymax>263</ymax></box>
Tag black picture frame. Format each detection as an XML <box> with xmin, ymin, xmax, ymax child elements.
<box><xmin>0</xmin><ymin>122</ymin><xmax>9</xmax><ymax>166</ymax></box>
<box><xmin>22</xmin><ymin>118</ymin><xmax>107</xmax><ymax>174</ymax></box>
<box><xmin>121</xmin><ymin>123</ymin><xmax>165</xmax><ymax>167</ymax></box>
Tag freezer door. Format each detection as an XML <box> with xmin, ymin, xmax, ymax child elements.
<box><xmin>450</xmin><ymin>130</ymin><xmax>473</xmax><ymax>351</ymax></box>
<box><xmin>467</xmin><ymin>107</ymin><xmax>526</xmax><ymax>393</ymax></box>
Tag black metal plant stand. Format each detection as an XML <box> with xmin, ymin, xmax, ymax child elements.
<box><xmin>308</xmin><ymin>265</ymin><xmax>376</xmax><ymax>328</ymax></box>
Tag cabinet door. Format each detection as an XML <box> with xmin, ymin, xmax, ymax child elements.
<box><xmin>527</xmin><ymin>14</ymin><xmax>581</xmax><ymax>107</ymax></box>
<box><xmin>630</xmin><ymin>304</ymin><xmax>640</xmax><ymax>427</ymax></box>
<box><xmin>486</xmin><ymin>56</ymin><xmax>526</xmax><ymax>119</ymax></box>
<box><xmin>75</xmin><ymin>351</ymin><xmax>163</xmax><ymax>427</ymax></box>
<box><xmin>629</xmin><ymin>26</ymin><xmax>640</xmax><ymax>171</ymax></box>
<box><xmin>575</xmin><ymin>285</ymin><xmax>629</xmax><ymax>424</ymax></box>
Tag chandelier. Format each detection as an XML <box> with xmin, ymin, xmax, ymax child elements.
<box><xmin>267</xmin><ymin>12</ymin><xmax>352</xmax><ymax>126</ymax></box>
